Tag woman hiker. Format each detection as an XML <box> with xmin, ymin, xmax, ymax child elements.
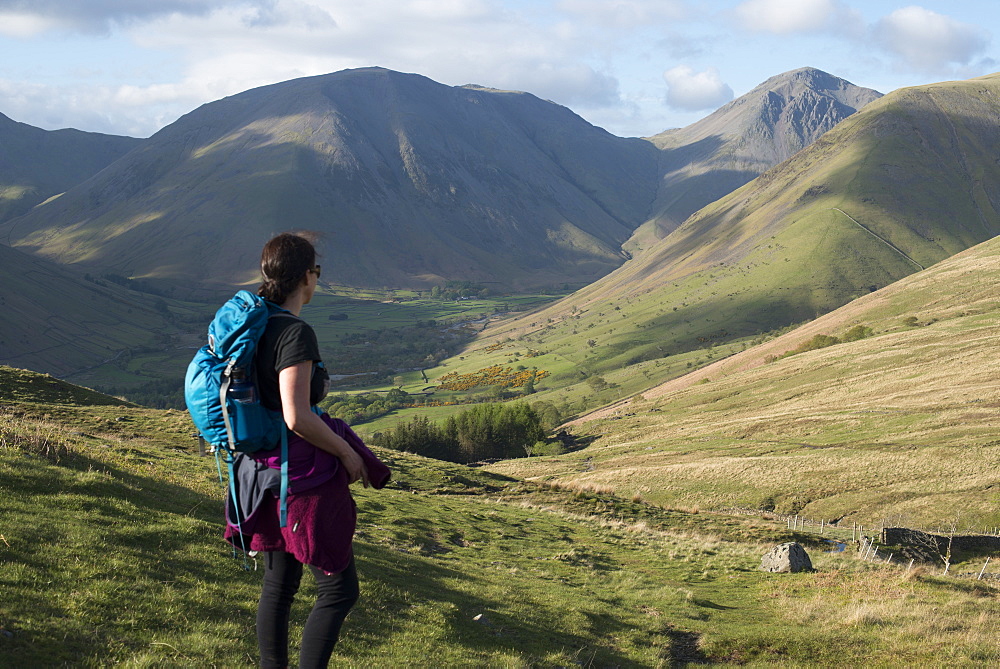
<box><xmin>225</xmin><ymin>231</ymin><xmax>390</xmax><ymax>668</ymax></box>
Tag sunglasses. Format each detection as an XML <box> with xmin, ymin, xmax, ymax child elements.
<box><xmin>310</xmin><ymin>265</ymin><xmax>322</xmax><ymax>279</ymax></box>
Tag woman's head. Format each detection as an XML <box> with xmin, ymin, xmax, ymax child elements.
<box><xmin>257</xmin><ymin>232</ymin><xmax>320</xmax><ymax>304</ymax></box>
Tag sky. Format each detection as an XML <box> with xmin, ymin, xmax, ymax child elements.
<box><xmin>0</xmin><ymin>0</ymin><xmax>997</xmax><ymax>139</ymax></box>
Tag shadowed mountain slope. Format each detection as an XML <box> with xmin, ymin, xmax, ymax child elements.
<box><xmin>0</xmin><ymin>112</ymin><xmax>140</xmax><ymax>222</ymax></box>
<box><xmin>0</xmin><ymin>243</ymin><xmax>180</xmax><ymax>377</ymax></box>
<box><xmin>469</xmin><ymin>72</ymin><xmax>1000</xmax><ymax>405</ymax></box>
<box><xmin>0</xmin><ymin>68</ymin><xmax>660</xmax><ymax>293</ymax></box>
<box><xmin>626</xmin><ymin>68</ymin><xmax>882</xmax><ymax>253</ymax></box>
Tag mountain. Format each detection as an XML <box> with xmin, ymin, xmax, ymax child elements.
<box><xmin>488</xmin><ymin>230</ymin><xmax>1000</xmax><ymax>528</ymax></box>
<box><xmin>0</xmin><ymin>67</ymin><xmax>660</xmax><ymax>293</ymax></box>
<box><xmin>0</xmin><ymin>243</ymin><xmax>181</xmax><ymax>378</ymax></box>
<box><xmin>0</xmin><ymin>67</ymin><xmax>873</xmax><ymax>294</ymax></box>
<box><xmin>0</xmin><ymin>112</ymin><xmax>141</xmax><ymax>222</ymax></box>
<box><xmin>625</xmin><ymin>67</ymin><xmax>882</xmax><ymax>253</ymax></box>
<box><xmin>456</xmin><ymin>72</ymin><xmax>1000</xmax><ymax>414</ymax></box>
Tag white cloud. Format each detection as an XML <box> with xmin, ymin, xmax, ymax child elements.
<box><xmin>734</xmin><ymin>0</ymin><xmax>861</xmax><ymax>36</ymax></box>
<box><xmin>662</xmin><ymin>65</ymin><xmax>733</xmax><ymax>111</ymax></box>
<box><xmin>120</xmin><ymin>0</ymin><xmax>629</xmax><ymax>124</ymax></box>
<box><xmin>493</xmin><ymin>63</ymin><xmax>620</xmax><ymax>107</ymax></box>
<box><xmin>873</xmin><ymin>6</ymin><xmax>991</xmax><ymax>73</ymax></box>
<box><xmin>243</xmin><ymin>1</ymin><xmax>337</xmax><ymax>29</ymax></box>
<box><xmin>0</xmin><ymin>11</ymin><xmax>65</xmax><ymax>37</ymax></box>
<box><xmin>556</xmin><ymin>0</ymin><xmax>687</xmax><ymax>30</ymax></box>
<box><xmin>0</xmin><ymin>0</ymin><xmax>262</xmax><ymax>33</ymax></box>
<box><xmin>403</xmin><ymin>0</ymin><xmax>495</xmax><ymax>21</ymax></box>
<box><xmin>736</xmin><ymin>0</ymin><xmax>831</xmax><ymax>34</ymax></box>
<box><xmin>0</xmin><ymin>78</ymin><xmax>173</xmax><ymax>135</ymax></box>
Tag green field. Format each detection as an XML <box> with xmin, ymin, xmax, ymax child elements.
<box><xmin>72</xmin><ymin>286</ymin><xmax>566</xmax><ymax>409</ymax></box>
<box><xmin>2</xmin><ymin>367</ymin><xmax>999</xmax><ymax>666</ymax></box>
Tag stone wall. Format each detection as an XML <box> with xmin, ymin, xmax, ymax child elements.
<box><xmin>881</xmin><ymin>527</ymin><xmax>1000</xmax><ymax>553</ymax></box>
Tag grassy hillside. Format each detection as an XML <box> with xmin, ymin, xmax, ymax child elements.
<box><xmin>0</xmin><ymin>365</ymin><xmax>132</xmax><ymax>406</ymax></box>
<box><xmin>415</xmin><ymin>72</ymin><xmax>1000</xmax><ymax>421</ymax></box>
<box><xmin>487</xmin><ymin>234</ymin><xmax>1000</xmax><ymax>531</ymax></box>
<box><xmin>0</xmin><ymin>243</ymin><xmax>196</xmax><ymax>380</ymax></box>
<box><xmin>2</xmin><ymin>367</ymin><xmax>1000</xmax><ymax>666</ymax></box>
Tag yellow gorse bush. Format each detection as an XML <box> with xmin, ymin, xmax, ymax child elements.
<box><xmin>437</xmin><ymin>365</ymin><xmax>550</xmax><ymax>391</ymax></box>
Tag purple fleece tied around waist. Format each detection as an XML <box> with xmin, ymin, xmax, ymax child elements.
<box><xmin>226</xmin><ymin>414</ymin><xmax>390</xmax><ymax>531</ymax></box>
<box><xmin>224</xmin><ymin>414</ymin><xmax>391</xmax><ymax>574</ymax></box>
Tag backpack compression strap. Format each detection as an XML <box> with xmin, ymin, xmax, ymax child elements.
<box><xmin>219</xmin><ymin>359</ymin><xmax>238</xmax><ymax>452</ymax></box>
<box><xmin>279</xmin><ymin>425</ymin><xmax>289</xmax><ymax>528</ymax></box>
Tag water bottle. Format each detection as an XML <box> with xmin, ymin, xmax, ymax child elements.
<box><xmin>228</xmin><ymin>368</ymin><xmax>257</xmax><ymax>404</ymax></box>
<box><xmin>227</xmin><ymin>367</ymin><xmax>259</xmax><ymax>444</ymax></box>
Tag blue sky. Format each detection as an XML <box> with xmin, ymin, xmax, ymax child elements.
<box><xmin>0</xmin><ymin>0</ymin><xmax>996</xmax><ymax>138</ymax></box>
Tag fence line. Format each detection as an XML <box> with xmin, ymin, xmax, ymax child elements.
<box><xmin>716</xmin><ymin>506</ymin><xmax>1000</xmax><ymax>580</ymax></box>
<box><xmin>716</xmin><ymin>507</ymin><xmax>1000</xmax><ymax>541</ymax></box>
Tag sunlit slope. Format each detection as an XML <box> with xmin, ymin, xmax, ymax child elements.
<box><xmin>0</xmin><ymin>68</ymin><xmax>659</xmax><ymax>293</ymax></box>
<box><xmin>487</xmin><ymin>234</ymin><xmax>1000</xmax><ymax>529</ymax></box>
<box><xmin>630</xmin><ymin>67</ymin><xmax>881</xmax><ymax>250</ymax></box>
<box><xmin>474</xmin><ymin>73</ymin><xmax>1000</xmax><ymax>394</ymax></box>
<box><xmin>0</xmin><ymin>244</ymin><xmax>181</xmax><ymax>378</ymax></box>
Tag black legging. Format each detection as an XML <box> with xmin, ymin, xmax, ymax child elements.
<box><xmin>257</xmin><ymin>551</ymin><xmax>359</xmax><ymax>669</ymax></box>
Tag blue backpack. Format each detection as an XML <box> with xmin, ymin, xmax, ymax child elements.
<box><xmin>185</xmin><ymin>290</ymin><xmax>294</xmax><ymax>530</ymax></box>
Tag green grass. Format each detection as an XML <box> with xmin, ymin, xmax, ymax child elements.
<box><xmin>489</xmin><ymin>234</ymin><xmax>1000</xmax><ymax>532</ymax></box>
<box><xmin>0</xmin><ymin>365</ymin><xmax>132</xmax><ymax>407</ymax></box>
<box><xmin>3</xmin><ymin>367</ymin><xmax>1000</xmax><ymax>666</ymax></box>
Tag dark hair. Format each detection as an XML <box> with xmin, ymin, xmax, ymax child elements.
<box><xmin>257</xmin><ymin>232</ymin><xmax>318</xmax><ymax>304</ymax></box>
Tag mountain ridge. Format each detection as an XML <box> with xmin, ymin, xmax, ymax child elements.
<box><xmin>0</xmin><ymin>67</ymin><xmax>661</xmax><ymax>293</ymax></box>
<box><xmin>0</xmin><ymin>66</ymin><xmax>879</xmax><ymax>297</ymax></box>
<box><xmin>624</xmin><ymin>67</ymin><xmax>882</xmax><ymax>253</ymax></box>
<box><xmin>0</xmin><ymin>112</ymin><xmax>140</xmax><ymax>222</ymax></box>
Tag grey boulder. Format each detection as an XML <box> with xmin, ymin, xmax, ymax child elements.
<box><xmin>760</xmin><ymin>542</ymin><xmax>814</xmax><ymax>573</ymax></box>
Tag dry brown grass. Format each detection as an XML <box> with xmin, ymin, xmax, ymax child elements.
<box><xmin>773</xmin><ymin>563</ymin><xmax>1000</xmax><ymax>660</ymax></box>
<box><xmin>0</xmin><ymin>412</ymin><xmax>73</xmax><ymax>463</ymax></box>
<box><xmin>902</xmin><ymin>565</ymin><xmax>930</xmax><ymax>582</ymax></box>
<box><xmin>489</xmin><ymin>245</ymin><xmax>1000</xmax><ymax>527</ymax></box>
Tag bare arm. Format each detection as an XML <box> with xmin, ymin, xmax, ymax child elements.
<box><xmin>278</xmin><ymin>361</ymin><xmax>369</xmax><ymax>486</ymax></box>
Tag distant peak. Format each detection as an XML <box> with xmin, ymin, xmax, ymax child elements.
<box><xmin>786</xmin><ymin>66</ymin><xmax>826</xmax><ymax>77</ymax></box>
<box><xmin>765</xmin><ymin>67</ymin><xmax>823</xmax><ymax>83</ymax></box>
<box><xmin>758</xmin><ymin>67</ymin><xmax>866</xmax><ymax>93</ymax></box>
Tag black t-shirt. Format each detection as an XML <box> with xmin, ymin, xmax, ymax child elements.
<box><xmin>254</xmin><ymin>314</ymin><xmax>330</xmax><ymax>412</ymax></box>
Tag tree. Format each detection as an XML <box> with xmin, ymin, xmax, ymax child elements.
<box><xmin>371</xmin><ymin>402</ymin><xmax>545</xmax><ymax>463</ymax></box>
<box><xmin>586</xmin><ymin>375</ymin><xmax>608</xmax><ymax>391</ymax></box>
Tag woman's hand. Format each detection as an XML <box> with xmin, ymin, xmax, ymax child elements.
<box><xmin>335</xmin><ymin>446</ymin><xmax>371</xmax><ymax>487</ymax></box>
